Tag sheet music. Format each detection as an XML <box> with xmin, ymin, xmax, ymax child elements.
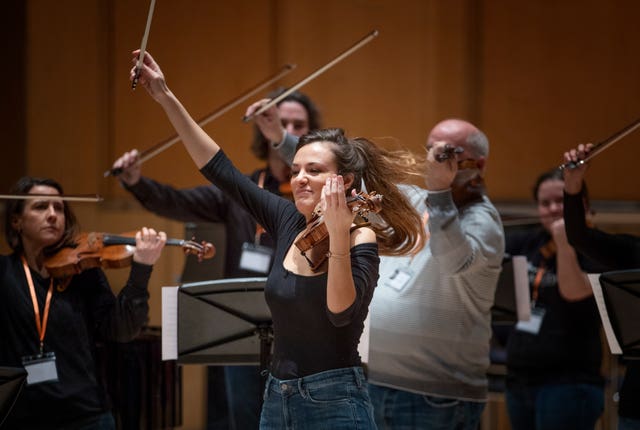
<box><xmin>513</xmin><ymin>255</ymin><xmax>531</xmax><ymax>322</ymax></box>
<box><xmin>162</xmin><ymin>286</ymin><xmax>179</xmax><ymax>360</ymax></box>
<box><xmin>358</xmin><ymin>313</ymin><xmax>370</xmax><ymax>364</ymax></box>
<box><xmin>588</xmin><ymin>274</ymin><xmax>622</xmax><ymax>354</ymax></box>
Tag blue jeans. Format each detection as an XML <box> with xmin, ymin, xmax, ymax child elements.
<box><xmin>505</xmin><ymin>382</ymin><xmax>603</xmax><ymax>430</ymax></box>
<box><xmin>618</xmin><ymin>416</ymin><xmax>640</xmax><ymax>430</ymax></box>
<box><xmin>260</xmin><ymin>367</ymin><xmax>376</xmax><ymax>429</ymax></box>
<box><xmin>225</xmin><ymin>366</ymin><xmax>263</xmax><ymax>430</ymax></box>
<box><xmin>368</xmin><ymin>383</ymin><xmax>485</xmax><ymax>430</ymax></box>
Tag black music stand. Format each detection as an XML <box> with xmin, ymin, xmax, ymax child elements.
<box><xmin>599</xmin><ymin>269</ymin><xmax>640</xmax><ymax>359</ymax></box>
<box><xmin>177</xmin><ymin>277</ymin><xmax>273</xmax><ymax>373</ymax></box>
<box><xmin>0</xmin><ymin>367</ymin><xmax>27</xmax><ymax>427</ymax></box>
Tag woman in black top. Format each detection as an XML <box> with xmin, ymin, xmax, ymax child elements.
<box><xmin>130</xmin><ymin>50</ymin><xmax>424</xmax><ymax>429</ymax></box>
<box><xmin>505</xmin><ymin>169</ymin><xmax>605</xmax><ymax>430</ymax></box>
<box><xmin>564</xmin><ymin>143</ymin><xmax>640</xmax><ymax>430</ymax></box>
<box><xmin>0</xmin><ymin>177</ymin><xmax>166</xmax><ymax>430</ymax></box>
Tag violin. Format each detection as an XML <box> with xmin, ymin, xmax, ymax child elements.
<box><xmin>44</xmin><ymin>231</ymin><xmax>215</xmax><ymax>279</ymax></box>
<box><xmin>294</xmin><ymin>191</ymin><xmax>383</xmax><ymax>271</ymax></box>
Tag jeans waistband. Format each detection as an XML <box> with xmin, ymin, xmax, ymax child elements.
<box><xmin>265</xmin><ymin>366</ymin><xmax>365</xmax><ymax>396</ymax></box>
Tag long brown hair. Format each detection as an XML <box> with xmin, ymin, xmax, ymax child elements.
<box><xmin>4</xmin><ymin>177</ymin><xmax>80</xmax><ymax>254</ymax></box>
<box><xmin>297</xmin><ymin>128</ymin><xmax>425</xmax><ymax>255</ymax></box>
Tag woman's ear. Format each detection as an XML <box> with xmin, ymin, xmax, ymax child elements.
<box><xmin>342</xmin><ymin>173</ymin><xmax>355</xmax><ymax>191</ymax></box>
<box><xmin>11</xmin><ymin>215</ymin><xmax>21</xmax><ymax>233</ymax></box>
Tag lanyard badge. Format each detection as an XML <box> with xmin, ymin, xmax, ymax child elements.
<box><xmin>20</xmin><ymin>255</ymin><xmax>59</xmax><ymax>385</ymax></box>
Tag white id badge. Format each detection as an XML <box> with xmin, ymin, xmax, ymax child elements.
<box><xmin>22</xmin><ymin>352</ymin><xmax>58</xmax><ymax>385</ymax></box>
<box><xmin>384</xmin><ymin>267</ymin><xmax>413</xmax><ymax>292</ymax></box>
<box><xmin>239</xmin><ymin>243</ymin><xmax>273</xmax><ymax>274</ymax></box>
<box><xmin>515</xmin><ymin>307</ymin><xmax>546</xmax><ymax>335</ymax></box>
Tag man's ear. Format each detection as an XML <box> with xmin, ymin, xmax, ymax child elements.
<box><xmin>475</xmin><ymin>156</ymin><xmax>486</xmax><ymax>172</ymax></box>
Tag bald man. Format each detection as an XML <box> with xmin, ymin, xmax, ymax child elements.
<box><xmin>367</xmin><ymin>119</ymin><xmax>505</xmax><ymax>429</ymax></box>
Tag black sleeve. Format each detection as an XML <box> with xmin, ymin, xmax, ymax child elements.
<box><xmin>564</xmin><ymin>190</ymin><xmax>640</xmax><ymax>270</ymax></box>
<box><xmin>87</xmin><ymin>262</ymin><xmax>153</xmax><ymax>342</ymax></box>
<box><xmin>124</xmin><ymin>177</ymin><xmax>230</xmax><ymax>223</ymax></box>
<box><xmin>200</xmin><ymin>151</ymin><xmax>302</xmax><ymax>239</ymax></box>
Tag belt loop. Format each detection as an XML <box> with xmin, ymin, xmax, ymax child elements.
<box><xmin>353</xmin><ymin>367</ymin><xmax>362</xmax><ymax>388</ymax></box>
<box><xmin>298</xmin><ymin>377</ymin><xmax>308</xmax><ymax>399</ymax></box>
<box><xmin>263</xmin><ymin>374</ymin><xmax>273</xmax><ymax>400</ymax></box>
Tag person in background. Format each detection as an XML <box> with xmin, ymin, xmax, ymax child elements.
<box><xmin>111</xmin><ymin>89</ymin><xmax>320</xmax><ymax>430</ymax></box>
<box><xmin>504</xmin><ymin>167</ymin><xmax>605</xmax><ymax>430</ymax></box>
<box><xmin>367</xmin><ymin>119</ymin><xmax>505</xmax><ymax>429</ymax></box>
<box><xmin>0</xmin><ymin>176</ymin><xmax>166</xmax><ymax>430</ymax></box>
<box><xmin>129</xmin><ymin>48</ymin><xmax>425</xmax><ymax>429</ymax></box>
<box><xmin>563</xmin><ymin>143</ymin><xmax>640</xmax><ymax>430</ymax></box>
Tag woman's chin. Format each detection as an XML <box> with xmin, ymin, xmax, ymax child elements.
<box><xmin>295</xmin><ymin>200</ymin><xmax>315</xmax><ymax>217</ymax></box>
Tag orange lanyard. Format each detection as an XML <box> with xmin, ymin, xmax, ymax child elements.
<box><xmin>532</xmin><ymin>241</ymin><xmax>554</xmax><ymax>304</ymax></box>
<box><xmin>21</xmin><ymin>255</ymin><xmax>54</xmax><ymax>355</ymax></box>
<box><xmin>532</xmin><ymin>265</ymin><xmax>545</xmax><ymax>303</ymax></box>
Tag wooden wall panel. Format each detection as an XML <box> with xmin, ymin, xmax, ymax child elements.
<box><xmin>19</xmin><ymin>1</ymin><xmax>640</xmax><ymax>429</ymax></box>
<box><xmin>0</xmin><ymin>1</ymin><xmax>26</xmax><ymax>193</ymax></box>
<box><xmin>272</xmin><ymin>0</ymin><xmax>479</xmax><ymax>152</ymax></box>
<box><xmin>109</xmin><ymin>0</ymin><xmax>277</xmax><ymax>197</ymax></box>
<box><xmin>481</xmin><ymin>1</ymin><xmax>640</xmax><ymax>200</ymax></box>
<box><xmin>21</xmin><ymin>0</ymin><xmax>640</xmax><ymax>201</ymax></box>
<box><xmin>25</xmin><ymin>0</ymin><xmax>108</xmax><ymax>193</ymax></box>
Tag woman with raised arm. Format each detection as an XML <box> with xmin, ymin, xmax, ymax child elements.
<box><xmin>131</xmin><ymin>50</ymin><xmax>424</xmax><ymax>429</ymax></box>
<box><xmin>563</xmin><ymin>143</ymin><xmax>640</xmax><ymax>430</ymax></box>
<box><xmin>0</xmin><ymin>176</ymin><xmax>166</xmax><ymax>430</ymax></box>
<box><xmin>504</xmin><ymin>169</ymin><xmax>606</xmax><ymax>430</ymax></box>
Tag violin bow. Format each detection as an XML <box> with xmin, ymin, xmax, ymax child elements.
<box><xmin>0</xmin><ymin>194</ymin><xmax>103</xmax><ymax>202</ymax></box>
<box><xmin>559</xmin><ymin>117</ymin><xmax>640</xmax><ymax>170</ymax></box>
<box><xmin>243</xmin><ymin>29</ymin><xmax>380</xmax><ymax>123</ymax></box>
<box><xmin>131</xmin><ymin>0</ymin><xmax>156</xmax><ymax>90</ymax></box>
<box><xmin>106</xmin><ymin>64</ymin><xmax>296</xmax><ymax>177</ymax></box>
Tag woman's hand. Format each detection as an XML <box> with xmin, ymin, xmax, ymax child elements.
<box><xmin>322</xmin><ymin>175</ymin><xmax>355</xmax><ymax>247</ymax></box>
<box><xmin>563</xmin><ymin>143</ymin><xmax>593</xmax><ymax>194</ymax></box>
<box><xmin>133</xmin><ymin>227</ymin><xmax>167</xmax><ymax>265</ymax></box>
<box><xmin>245</xmin><ymin>98</ymin><xmax>285</xmax><ymax>144</ymax></box>
<box><xmin>550</xmin><ymin>218</ymin><xmax>569</xmax><ymax>246</ymax></box>
<box><xmin>130</xmin><ymin>50</ymin><xmax>171</xmax><ymax>103</ymax></box>
<box><xmin>111</xmin><ymin>149</ymin><xmax>142</xmax><ymax>186</ymax></box>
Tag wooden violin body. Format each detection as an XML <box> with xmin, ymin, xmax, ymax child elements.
<box><xmin>44</xmin><ymin>232</ymin><xmax>215</xmax><ymax>279</ymax></box>
<box><xmin>294</xmin><ymin>191</ymin><xmax>383</xmax><ymax>271</ymax></box>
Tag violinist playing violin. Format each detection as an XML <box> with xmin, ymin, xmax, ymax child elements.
<box><xmin>129</xmin><ymin>49</ymin><xmax>424</xmax><ymax>429</ymax></box>
<box><xmin>563</xmin><ymin>143</ymin><xmax>640</xmax><ymax>430</ymax></box>
<box><xmin>0</xmin><ymin>177</ymin><xmax>166</xmax><ymax>430</ymax></box>
<box><xmin>367</xmin><ymin>119</ymin><xmax>505</xmax><ymax>429</ymax></box>
<box><xmin>504</xmin><ymin>168</ymin><xmax>608</xmax><ymax>430</ymax></box>
<box><xmin>111</xmin><ymin>89</ymin><xmax>321</xmax><ymax>430</ymax></box>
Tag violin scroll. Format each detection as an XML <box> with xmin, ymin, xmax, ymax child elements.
<box><xmin>182</xmin><ymin>239</ymin><xmax>216</xmax><ymax>261</ymax></box>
